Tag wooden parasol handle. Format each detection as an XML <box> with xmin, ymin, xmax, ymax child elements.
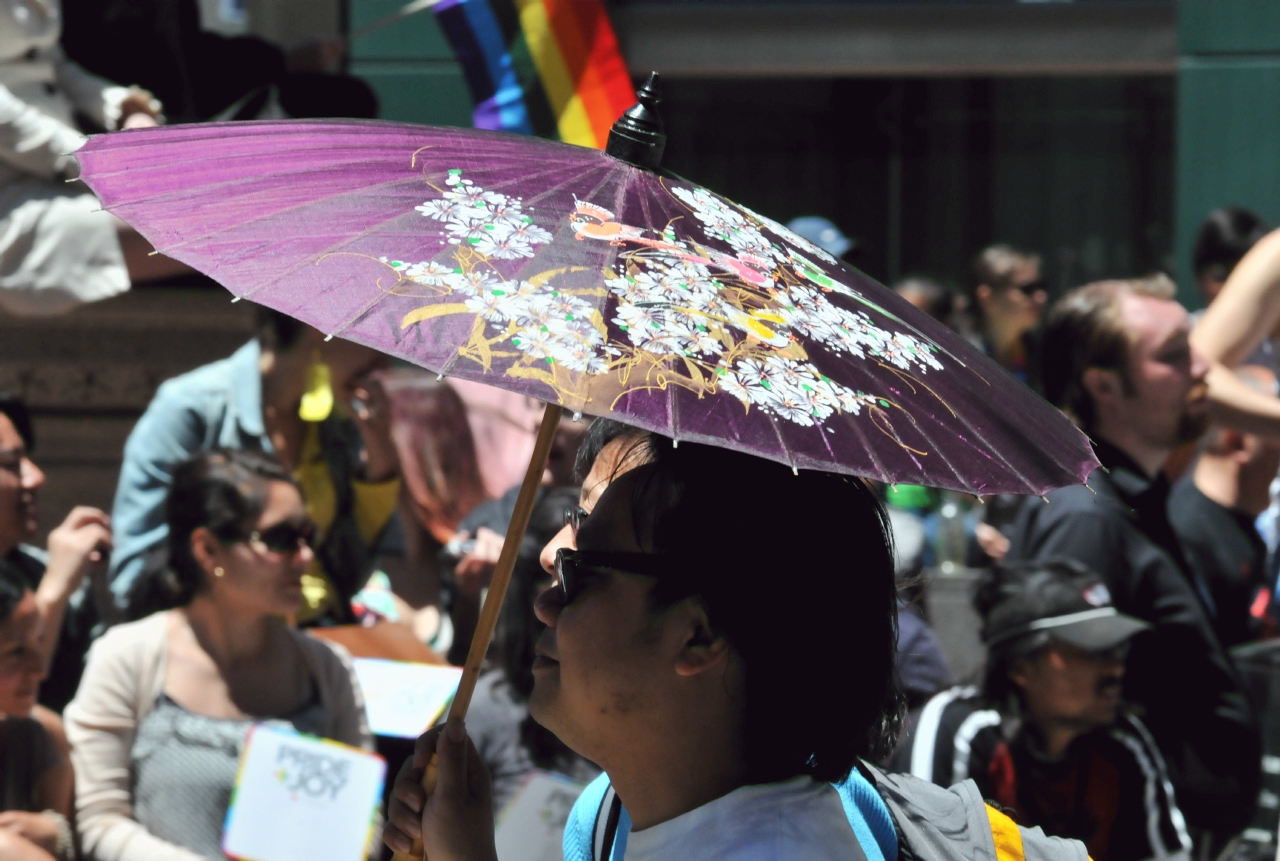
<box><xmin>393</xmin><ymin>401</ymin><xmax>564</xmax><ymax>861</ymax></box>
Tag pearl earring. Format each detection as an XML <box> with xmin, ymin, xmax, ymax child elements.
<box><xmin>214</xmin><ymin>567</ymin><xmax>225</xmax><ymax>578</ymax></box>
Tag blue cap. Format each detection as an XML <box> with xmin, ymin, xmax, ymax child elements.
<box><xmin>786</xmin><ymin>216</ymin><xmax>852</xmax><ymax>258</ymax></box>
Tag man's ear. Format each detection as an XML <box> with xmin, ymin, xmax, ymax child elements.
<box><xmin>672</xmin><ymin>603</ymin><xmax>731</xmax><ymax>678</ymax></box>
<box><xmin>1081</xmin><ymin>367</ymin><xmax>1122</xmax><ymax>408</ymax></box>
<box><xmin>975</xmin><ymin>284</ymin><xmax>993</xmax><ymax>308</ymax></box>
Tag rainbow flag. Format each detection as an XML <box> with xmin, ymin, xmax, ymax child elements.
<box><xmin>432</xmin><ymin>0</ymin><xmax>635</xmax><ymax>148</ymax></box>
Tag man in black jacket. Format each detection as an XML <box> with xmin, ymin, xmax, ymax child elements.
<box><xmin>889</xmin><ymin>560</ymin><xmax>1186</xmax><ymax>861</ymax></box>
<box><xmin>1005</xmin><ymin>274</ymin><xmax>1261</xmax><ymax>850</ymax></box>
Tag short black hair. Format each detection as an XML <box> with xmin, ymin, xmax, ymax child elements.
<box><xmin>254</xmin><ymin>305</ymin><xmax>309</xmax><ymax>353</ymax></box>
<box><xmin>157</xmin><ymin>450</ymin><xmax>295</xmax><ymax>609</ymax></box>
<box><xmin>1193</xmin><ymin>207</ymin><xmax>1268</xmax><ymax>278</ymax></box>
<box><xmin>573</xmin><ymin>417</ymin><xmax>651</xmax><ymax>483</ymax></box>
<box><xmin>0</xmin><ymin>393</ymin><xmax>33</xmax><ymax>451</ymax></box>
<box><xmin>623</xmin><ymin>439</ymin><xmax>901</xmax><ymax>784</ymax></box>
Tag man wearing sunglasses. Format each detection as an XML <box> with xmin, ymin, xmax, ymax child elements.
<box><xmin>0</xmin><ymin>394</ymin><xmax>113</xmax><ymax>711</ymax></box>
<box><xmin>968</xmin><ymin>243</ymin><xmax>1048</xmax><ymax>389</ymax></box>
<box><xmin>387</xmin><ymin>421</ymin><xmax>1087</xmax><ymax>861</ymax></box>
<box><xmin>890</xmin><ymin>559</ymin><xmax>1186</xmax><ymax>861</ymax></box>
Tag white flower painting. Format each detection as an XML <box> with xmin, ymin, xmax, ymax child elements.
<box><xmin>394</xmin><ymin>170</ymin><xmax>943</xmax><ymax>429</ymax></box>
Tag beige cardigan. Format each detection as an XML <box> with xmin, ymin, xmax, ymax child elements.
<box><xmin>64</xmin><ymin>612</ymin><xmax>373</xmax><ymax>861</ymax></box>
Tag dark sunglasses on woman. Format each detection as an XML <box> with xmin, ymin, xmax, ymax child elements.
<box><xmin>243</xmin><ymin>519</ymin><xmax>316</xmax><ymax>556</ymax></box>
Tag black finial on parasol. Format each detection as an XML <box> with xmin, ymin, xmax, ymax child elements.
<box><xmin>606</xmin><ymin>72</ymin><xmax>666</xmax><ymax>171</ymax></box>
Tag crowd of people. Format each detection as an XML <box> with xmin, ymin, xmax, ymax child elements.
<box><xmin>877</xmin><ymin>210</ymin><xmax>1280</xmax><ymax>861</ymax></box>
<box><xmin>0</xmin><ymin>203</ymin><xmax>1273</xmax><ymax>861</ymax></box>
<box><xmin>0</xmin><ymin>0</ymin><xmax>1273</xmax><ymax>854</ymax></box>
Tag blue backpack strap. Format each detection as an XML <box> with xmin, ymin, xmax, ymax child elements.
<box><xmin>833</xmin><ymin>765</ymin><xmax>899</xmax><ymax>861</ymax></box>
<box><xmin>563</xmin><ymin>773</ymin><xmax>632</xmax><ymax>861</ymax></box>
<box><xmin>596</xmin><ymin>789</ymin><xmax>623</xmax><ymax>860</ymax></box>
<box><xmin>563</xmin><ymin>774</ymin><xmax>608</xmax><ymax>861</ymax></box>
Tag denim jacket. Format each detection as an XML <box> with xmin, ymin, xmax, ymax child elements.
<box><xmin>108</xmin><ymin>340</ymin><xmax>398</xmax><ymax>620</ymax></box>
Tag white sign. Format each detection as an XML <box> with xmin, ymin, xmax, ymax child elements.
<box><xmin>494</xmin><ymin>771</ymin><xmax>587</xmax><ymax>861</ymax></box>
<box><xmin>222</xmin><ymin>725</ymin><xmax>385</xmax><ymax>861</ymax></box>
<box><xmin>351</xmin><ymin>658</ymin><xmax>463</xmax><ymax>738</ymax></box>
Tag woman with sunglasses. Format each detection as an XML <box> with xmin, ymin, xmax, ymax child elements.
<box><xmin>968</xmin><ymin>243</ymin><xmax>1048</xmax><ymax>389</ymax></box>
<box><xmin>65</xmin><ymin>450</ymin><xmax>372</xmax><ymax>861</ymax></box>
<box><xmin>109</xmin><ymin>306</ymin><xmax>399</xmax><ymax>627</ymax></box>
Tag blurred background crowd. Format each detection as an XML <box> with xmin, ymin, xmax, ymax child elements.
<box><xmin>1</xmin><ymin>0</ymin><xmax>1280</xmax><ymax>861</ymax></box>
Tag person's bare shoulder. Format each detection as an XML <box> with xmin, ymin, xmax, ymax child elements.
<box><xmin>29</xmin><ymin>705</ymin><xmax>68</xmax><ymax>759</ymax></box>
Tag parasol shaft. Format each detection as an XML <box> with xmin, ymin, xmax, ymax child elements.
<box><xmin>394</xmin><ymin>401</ymin><xmax>563</xmax><ymax>861</ymax></box>
<box><xmin>449</xmin><ymin>401</ymin><xmax>563</xmax><ymax>718</ymax></box>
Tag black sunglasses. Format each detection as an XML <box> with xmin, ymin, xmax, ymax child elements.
<box><xmin>563</xmin><ymin>505</ymin><xmax>588</xmax><ymax>536</ymax></box>
<box><xmin>1011</xmin><ymin>278</ymin><xmax>1047</xmax><ymax>297</ymax></box>
<box><xmin>554</xmin><ymin>548</ymin><xmax>670</xmax><ymax>604</ymax></box>
<box><xmin>242</xmin><ymin>520</ymin><xmax>317</xmax><ymax>556</ymax></box>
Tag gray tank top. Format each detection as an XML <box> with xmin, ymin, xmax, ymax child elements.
<box><xmin>131</xmin><ymin>694</ymin><xmax>331</xmax><ymax>860</ymax></box>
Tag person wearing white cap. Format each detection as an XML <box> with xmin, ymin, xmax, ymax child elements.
<box><xmin>889</xmin><ymin>559</ymin><xmax>1190</xmax><ymax>861</ymax></box>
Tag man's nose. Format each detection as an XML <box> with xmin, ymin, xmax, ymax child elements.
<box><xmin>20</xmin><ymin>457</ymin><xmax>43</xmax><ymax>491</ymax></box>
<box><xmin>539</xmin><ymin>523</ymin><xmax>575</xmax><ymax>575</ymax></box>
<box><xmin>533</xmin><ymin>582</ymin><xmax>564</xmax><ymax>627</ymax></box>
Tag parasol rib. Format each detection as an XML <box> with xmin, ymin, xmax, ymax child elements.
<box><xmin>392</xmin><ymin>401</ymin><xmax>563</xmax><ymax>861</ymax></box>
<box><xmin>762</xmin><ymin>408</ymin><xmax>798</xmax><ymax>474</ymax></box>
<box><xmin>107</xmin><ymin>146</ymin><xmax>597</xmax><ymax>256</ymax></box>
<box><xmin>838</xmin><ymin>404</ymin><xmax>892</xmax><ymax>486</ymax></box>
<box><xmin>163</xmin><ymin>157</ymin><xmax>613</xmax><ymax>314</ymax></box>
<box><xmin>863</xmin><ymin>368</ymin><xmax>971</xmax><ymax>492</ymax></box>
<box><xmin>904</xmin><ymin>370</ymin><xmax>1038</xmax><ymax>495</ymax></box>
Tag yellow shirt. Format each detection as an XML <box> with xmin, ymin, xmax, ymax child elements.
<box><xmin>292</xmin><ymin>422</ymin><xmax>400</xmax><ymax>622</ymax></box>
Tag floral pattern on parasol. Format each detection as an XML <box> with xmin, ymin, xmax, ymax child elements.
<box><xmin>386</xmin><ymin>169</ymin><xmax>940</xmax><ymax>429</ymax></box>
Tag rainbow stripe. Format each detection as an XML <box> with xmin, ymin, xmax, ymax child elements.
<box><xmin>432</xmin><ymin>0</ymin><xmax>634</xmax><ymax>148</ymax></box>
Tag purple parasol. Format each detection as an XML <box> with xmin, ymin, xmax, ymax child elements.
<box><xmin>77</xmin><ymin>118</ymin><xmax>1096</xmax><ymax>496</ymax></box>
